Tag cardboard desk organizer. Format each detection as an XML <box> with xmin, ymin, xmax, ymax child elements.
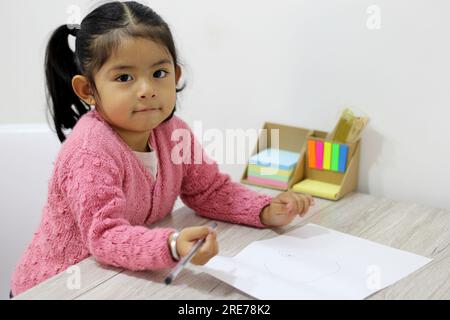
<box><xmin>241</xmin><ymin>109</ymin><xmax>368</xmax><ymax>201</ymax></box>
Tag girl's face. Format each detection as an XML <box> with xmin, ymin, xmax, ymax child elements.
<box><xmin>93</xmin><ymin>37</ymin><xmax>181</xmax><ymax>137</ymax></box>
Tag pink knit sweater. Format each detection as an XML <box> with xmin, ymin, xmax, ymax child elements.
<box><xmin>11</xmin><ymin>110</ymin><xmax>273</xmax><ymax>296</ymax></box>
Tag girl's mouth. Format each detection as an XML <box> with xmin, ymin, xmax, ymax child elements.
<box><xmin>134</xmin><ymin>107</ymin><xmax>161</xmax><ymax>113</ymax></box>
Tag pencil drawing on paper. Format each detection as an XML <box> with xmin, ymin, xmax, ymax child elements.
<box><xmin>263</xmin><ymin>250</ymin><xmax>341</xmax><ymax>284</ymax></box>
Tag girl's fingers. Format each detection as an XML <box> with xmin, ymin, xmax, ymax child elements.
<box><xmin>303</xmin><ymin>195</ymin><xmax>312</xmax><ymax>214</ymax></box>
<box><xmin>286</xmin><ymin>198</ymin><xmax>297</xmax><ymax>214</ymax></box>
<box><xmin>308</xmin><ymin>195</ymin><xmax>315</xmax><ymax>208</ymax></box>
<box><xmin>294</xmin><ymin>194</ymin><xmax>314</xmax><ymax>216</ymax></box>
<box><xmin>187</xmin><ymin>226</ymin><xmax>218</xmax><ymax>264</ymax></box>
<box><xmin>268</xmin><ymin>192</ymin><xmax>317</xmax><ymax>226</ymax></box>
<box><xmin>183</xmin><ymin>226</ymin><xmax>211</xmax><ymax>241</ymax></box>
<box><xmin>295</xmin><ymin>194</ymin><xmax>306</xmax><ymax>216</ymax></box>
<box><xmin>213</xmin><ymin>235</ymin><xmax>219</xmax><ymax>256</ymax></box>
<box><xmin>199</xmin><ymin>232</ymin><xmax>216</xmax><ymax>256</ymax></box>
<box><xmin>307</xmin><ymin>195</ymin><xmax>314</xmax><ymax>207</ymax></box>
<box><xmin>270</xmin><ymin>202</ymin><xmax>291</xmax><ymax>215</ymax></box>
<box><xmin>274</xmin><ymin>193</ymin><xmax>297</xmax><ymax>212</ymax></box>
<box><xmin>273</xmin><ymin>192</ymin><xmax>292</xmax><ymax>205</ymax></box>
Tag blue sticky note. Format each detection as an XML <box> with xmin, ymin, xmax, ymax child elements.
<box><xmin>249</xmin><ymin>148</ymin><xmax>300</xmax><ymax>170</ymax></box>
<box><xmin>338</xmin><ymin>144</ymin><xmax>348</xmax><ymax>172</ymax></box>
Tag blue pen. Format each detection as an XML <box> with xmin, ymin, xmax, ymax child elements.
<box><xmin>165</xmin><ymin>222</ymin><xmax>218</xmax><ymax>285</ymax></box>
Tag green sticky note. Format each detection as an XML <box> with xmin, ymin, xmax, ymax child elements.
<box><xmin>331</xmin><ymin>143</ymin><xmax>340</xmax><ymax>171</ymax></box>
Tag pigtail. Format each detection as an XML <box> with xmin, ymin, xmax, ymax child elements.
<box><xmin>45</xmin><ymin>24</ymin><xmax>91</xmax><ymax>143</ymax></box>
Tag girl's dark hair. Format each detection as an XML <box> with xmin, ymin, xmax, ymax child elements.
<box><xmin>45</xmin><ymin>1</ymin><xmax>185</xmax><ymax>142</ymax></box>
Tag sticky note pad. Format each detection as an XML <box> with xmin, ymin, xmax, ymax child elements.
<box><xmin>249</xmin><ymin>148</ymin><xmax>300</xmax><ymax>171</ymax></box>
<box><xmin>331</xmin><ymin>143</ymin><xmax>340</xmax><ymax>171</ymax></box>
<box><xmin>247</xmin><ymin>176</ymin><xmax>289</xmax><ymax>189</ymax></box>
<box><xmin>323</xmin><ymin>142</ymin><xmax>331</xmax><ymax>170</ymax></box>
<box><xmin>315</xmin><ymin>141</ymin><xmax>324</xmax><ymax>170</ymax></box>
<box><xmin>338</xmin><ymin>144</ymin><xmax>348</xmax><ymax>172</ymax></box>
<box><xmin>248</xmin><ymin>164</ymin><xmax>292</xmax><ymax>177</ymax></box>
<box><xmin>247</xmin><ymin>167</ymin><xmax>292</xmax><ymax>182</ymax></box>
<box><xmin>292</xmin><ymin>179</ymin><xmax>341</xmax><ymax>200</ymax></box>
<box><xmin>308</xmin><ymin>140</ymin><xmax>316</xmax><ymax>168</ymax></box>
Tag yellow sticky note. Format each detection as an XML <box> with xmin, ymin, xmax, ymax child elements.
<box><xmin>292</xmin><ymin>179</ymin><xmax>341</xmax><ymax>200</ymax></box>
<box><xmin>323</xmin><ymin>142</ymin><xmax>331</xmax><ymax>170</ymax></box>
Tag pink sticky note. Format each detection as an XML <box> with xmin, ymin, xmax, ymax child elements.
<box><xmin>315</xmin><ymin>141</ymin><xmax>324</xmax><ymax>170</ymax></box>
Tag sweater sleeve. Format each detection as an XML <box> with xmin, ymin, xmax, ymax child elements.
<box><xmin>60</xmin><ymin>150</ymin><xmax>177</xmax><ymax>271</ymax></box>
<box><xmin>177</xmin><ymin>122</ymin><xmax>273</xmax><ymax>228</ymax></box>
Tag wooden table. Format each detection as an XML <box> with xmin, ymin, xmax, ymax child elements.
<box><xmin>14</xmin><ymin>186</ymin><xmax>450</xmax><ymax>300</ymax></box>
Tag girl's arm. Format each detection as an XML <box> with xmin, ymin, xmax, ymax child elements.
<box><xmin>178</xmin><ymin>121</ymin><xmax>273</xmax><ymax>228</ymax></box>
<box><xmin>61</xmin><ymin>150</ymin><xmax>177</xmax><ymax>271</ymax></box>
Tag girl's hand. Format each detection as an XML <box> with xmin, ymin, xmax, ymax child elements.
<box><xmin>175</xmin><ymin>225</ymin><xmax>218</xmax><ymax>265</ymax></box>
<box><xmin>260</xmin><ymin>191</ymin><xmax>315</xmax><ymax>227</ymax></box>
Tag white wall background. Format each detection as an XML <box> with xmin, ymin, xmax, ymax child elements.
<box><xmin>1</xmin><ymin>0</ymin><xmax>449</xmax><ymax>299</ymax></box>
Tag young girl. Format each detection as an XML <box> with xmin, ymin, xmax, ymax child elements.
<box><xmin>11</xmin><ymin>1</ymin><xmax>313</xmax><ymax>297</ymax></box>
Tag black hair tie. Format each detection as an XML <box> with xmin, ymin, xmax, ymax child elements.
<box><xmin>67</xmin><ymin>24</ymin><xmax>80</xmax><ymax>37</ymax></box>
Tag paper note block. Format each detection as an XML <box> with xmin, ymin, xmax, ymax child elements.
<box><xmin>323</xmin><ymin>142</ymin><xmax>332</xmax><ymax>170</ymax></box>
<box><xmin>292</xmin><ymin>179</ymin><xmax>341</xmax><ymax>200</ymax></box>
<box><xmin>249</xmin><ymin>148</ymin><xmax>300</xmax><ymax>171</ymax></box>
<box><xmin>308</xmin><ymin>140</ymin><xmax>316</xmax><ymax>168</ymax></box>
<box><xmin>247</xmin><ymin>176</ymin><xmax>289</xmax><ymax>189</ymax></box>
<box><xmin>338</xmin><ymin>144</ymin><xmax>348</xmax><ymax>172</ymax></box>
<box><xmin>248</xmin><ymin>164</ymin><xmax>292</xmax><ymax>177</ymax></box>
<box><xmin>331</xmin><ymin>143</ymin><xmax>340</xmax><ymax>171</ymax></box>
<box><xmin>315</xmin><ymin>141</ymin><xmax>324</xmax><ymax>170</ymax></box>
<box><xmin>247</xmin><ymin>168</ymin><xmax>292</xmax><ymax>182</ymax></box>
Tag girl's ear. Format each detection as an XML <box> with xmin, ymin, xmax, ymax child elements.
<box><xmin>175</xmin><ymin>64</ymin><xmax>182</xmax><ymax>85</ymax></box>
<box><xmin>72</xmin><ymin>75</ymin><xmax>96</xmax><ymax>105</ymax></box>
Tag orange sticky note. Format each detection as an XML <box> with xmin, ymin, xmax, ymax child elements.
<box><xmin>308</xmin><ymin>140</ymin><xmax>316</xmax><ymax>168</ymax></box>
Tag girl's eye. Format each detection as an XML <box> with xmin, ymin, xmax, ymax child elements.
<box><xmin>154</xmin><ymin>70</ymin><xmax>168</xmax><ymax>78</ymax></box>
<box><xmin>116</xmin><ymin>74</ymin><xmax>133</xmax><ymax>82</ymax></box>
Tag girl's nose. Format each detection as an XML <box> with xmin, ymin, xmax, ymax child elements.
<box><xmin>139</xmin><ymin>80</ymin><xmax>156</xmax><ymax>98</ymax></box>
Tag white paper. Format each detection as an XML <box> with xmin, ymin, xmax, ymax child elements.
<box><xmin>200</xmin><ymin>224</ymin><xmax>432</xmax><ymax>300</ymax></box>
